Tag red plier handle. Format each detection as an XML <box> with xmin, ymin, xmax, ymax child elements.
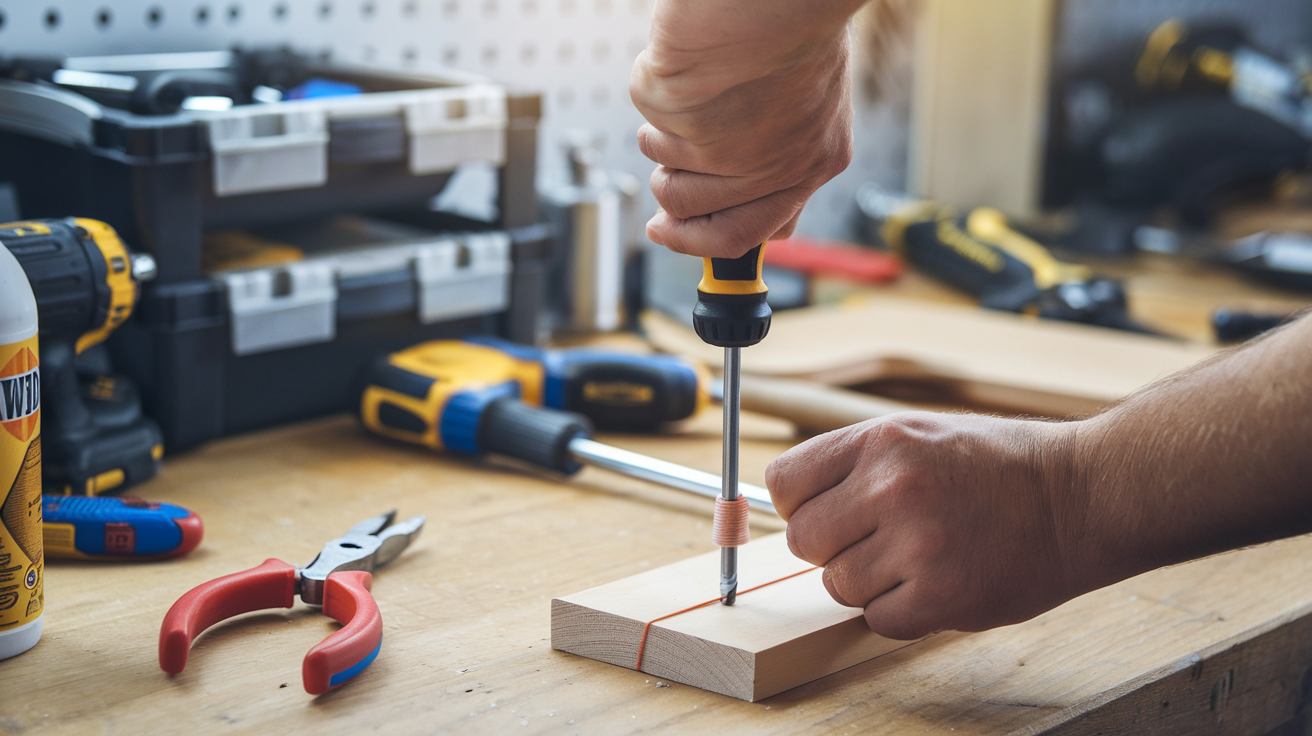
<box><xmin>158</xmin><ymin>559</ymin><xmax>383</xmax><ymax>694</ymax></box>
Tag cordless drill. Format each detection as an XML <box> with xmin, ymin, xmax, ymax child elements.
<box><xmin>2</xmin><ymin>218</ymin><xmax>163</xmax><ymax>495</ymax></box>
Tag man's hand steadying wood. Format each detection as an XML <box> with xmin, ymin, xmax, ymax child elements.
<box><xmin>630</xmin><ymin>0</ymin><xmax>865</xmax><ymax>258</ymax></box>
<box><xmin>767</xmin><ymin>315</ymin><xmax>1312</xmax><ymax>640</ymax></box>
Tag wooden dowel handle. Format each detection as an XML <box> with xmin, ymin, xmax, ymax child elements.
<box><xmin>738</xmin><ymin>375</ymin><xmax>911</xmax><ymax>435</ymax></box>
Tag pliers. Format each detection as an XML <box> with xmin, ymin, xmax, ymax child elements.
<box><xmin>158</xmin><ymin>510</ymin><xmax>425</xmax><ymax>694</ymax></box>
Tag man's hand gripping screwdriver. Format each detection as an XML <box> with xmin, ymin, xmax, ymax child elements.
<box><xmin>356</xmin><ymin>348</ymin><xmax>773</xmax><ymax>512</ymax></box>
<box><xmin>691</xmin><ymin>245</ymin><xmax>771</xmax><ymax>606</ymax></box>
<box><xmin>158</xmin><ymin>510</ymin><xmax>424</xmax><ymax>694</ymax></box>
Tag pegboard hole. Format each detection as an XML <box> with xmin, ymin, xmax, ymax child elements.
<box><xmin>481</xmin><ymin>44</ymin><xmax>498</xmax><ymax>65</ymax></box>
<box><xmin>195</xmin><ymin>5</ymin><xmax>210</xmax><ymax>24</ymax></box>
<box><xmin>362</xmin><ymin>45</ymin><xmax>377</xmax><ymax>62</ymax></box>
<box><xmin>482</xmin><ymin>0</ymin><xmax>498</xmax><ymax>17</ymax></box>
<box><xmin>362</xmin><ymin>1</ymin><xmax>376</xmax><ymax>18</ymax></box>
<box><xmin>403</xmin><ymin>0</ymin><xmax>418</xmax><ymax>16</ymax></box>
<box><xmin>520</xmin><ymin>43</ymin><xmax>537</xmax><ymax>65</ymax></box>
<box><xmin>557</xmin><ymin>42</ymin><xmax>574</xmax><ymax>64</ymax></box>
<box><xmin>227</xmin><ymin>3</ymin><xmax>241</xmax><ymax>22</ymax></box>
<box><xmin>443</xmin><ymin>0</ymin><xmax>458</xmax><ymax>17</ymax></box>
<box><xmin>273</xmin><ymin>3</ymin><xmax>288</xmax><ymax>20</ymax></box>
<box><xmin>443</xmin><ymin>46</ymin><xmax>459</xmax><ymax>65</ymax></box>
<box><xmin>593</xmin><ymin>41</ymin><xmax>610</xmax><ymax>64</ymax></box>
<box><xmin>44</xmin><ymin>8</ymin><xmax>60</xmax><ymax>29</ymax></box>
<box><xmin>595</xmin><ymin>0</ymin><xmax>611</xmax><ymax>15</ymax></box>
<box><xmin>0</xmin><ymin>11</ymin><xmax>6</xmax><ymax>30</ymax></box>
<box><xmin>591</xmin><ymin>85</ymin><xmax>609</xmax><ymax>107</ymax></box>
<box><xmin>560</xmin><ymin>0</ymin><xmax>576</xmax><ymax>16</ymax></box>
<box><xmin>403</xmin><ymin>46</ymin><xmax>418</xmax><ymax>64</ymax></box>
<box><xmin>146</xmin><ymin>6</ymin><xmax>164</xmax><ymax>27</ymax></box>
<box><xmin>628</xmin><ymin>0</ymin><xmax>646</xmax><ymax>14</ymax></box>
<box><xmin>557</xmin><ymin>87</ymin><xmax>575</xmax><ymax>109</ymax></box>
<box><xmin>521</xmin><ymin>0</ymin><xmax>537</xmax><ymax>15</ymax></box>
<box><xmin>318</xmin><ymin>2</ymin><xmax>332</xmax><ymax>19</ymax></box>
<box><xmin>96</xmin><ymin>8</ymin><xmax>113</xmax><ymax>28</ymax></box>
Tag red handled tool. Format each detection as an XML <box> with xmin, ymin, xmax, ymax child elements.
<box><xmin>158</xmin><ymin>510</ymin><xmax>424</xmax><ymax>694</ymax></box>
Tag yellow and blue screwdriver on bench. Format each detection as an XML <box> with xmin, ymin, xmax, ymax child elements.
<box><xmin>356</xmin><ymin>336</ymin><xmax>774</xmax><ymax>512</ymax></box>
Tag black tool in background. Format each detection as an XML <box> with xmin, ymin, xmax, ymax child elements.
<box><xmin>1211</xmin><ymin>308</ymin><xmax>1301</xmax><ymax>343</ymax></box>
<box><xmin>858</xmin><ymin>187</ymin><xmax>1161</xmax><ymax>335</ymax></box>
<box><xmin>1043</xmin><ymin>19</ymin><xmax>1312</xmax><ymax>241</ymax></box>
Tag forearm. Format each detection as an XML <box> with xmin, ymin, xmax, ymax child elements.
<box><xmin>1076</xmin><ymin>314</ymin><xmax>1312</xmax><ymax>583</ymax></box>
<box><xmin>644</xmin><ymin>0</ymin><xmax>866</xmax><ymax>75</ymax></box>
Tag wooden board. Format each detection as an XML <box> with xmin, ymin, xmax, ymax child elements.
<box><xmin>10</xmin><ymin>415</ymin><xmax>1312</xmax><ymax>733</ymax></box>
<box><xmin>644</xmin><ymin>296</ymin><xmax>1217</xmax><ymax>416</ymax></box>
<box><xmin>552</xmin><ymin>533</ymin><xmax>912</xmax><ymax>701</ymax></box>
<box><xmin>910</xmin><ymin>0</ymin><xmax>1055</xmax><ymax>216</ymax></box>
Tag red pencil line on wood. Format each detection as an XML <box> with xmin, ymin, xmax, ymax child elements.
<box><xmin>634</xmin><ymin>566</ymin><xmax>821</xmax><ymax>672</ymax></box>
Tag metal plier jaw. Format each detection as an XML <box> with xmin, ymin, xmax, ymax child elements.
<box><xmin>299</xmin><ymin>510</ymin><xmax>426</xmax><ymax>605</ymax></box>
<box><xmin>159</xmin><ymin>510</ymin><xmax>425</xmax><ymax>695</ymax></box>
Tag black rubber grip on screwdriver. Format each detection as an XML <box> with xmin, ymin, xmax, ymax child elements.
<box><xmin>692</xmin><ymin>245</ymin><xmax>772</xmax><ymax>348</ymax></box>
<box><xmin>477</xmin><ymin>397</ymin><xmax>593</xmax><ymax>475</ymax></box>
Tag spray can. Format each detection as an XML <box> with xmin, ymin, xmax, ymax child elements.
<box><xmin>0</xmin><ymin>239</ymin><xmax>41</xmax><ymax>659</ymax></box>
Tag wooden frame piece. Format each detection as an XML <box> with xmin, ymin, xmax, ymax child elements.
<box><xmin>552</xmin><ymin>533</ymin><xmax>914</xmax><ymax>701</ymax></box>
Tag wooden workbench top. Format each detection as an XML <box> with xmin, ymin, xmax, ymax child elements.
<box><xmin>7</xmin><ymin>409</ymin><xmax>1312</xmax><ymax>735</ymax></box>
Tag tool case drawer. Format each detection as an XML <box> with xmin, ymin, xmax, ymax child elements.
<box><xmin>109</xmin><ymin>217</ymin><xmax>552</xmax><ymax>453</ymax></box>
<box><xmin>0</xmin><ymin>49</ymin><xmax>542</xmax><ymax>284</ymax></box>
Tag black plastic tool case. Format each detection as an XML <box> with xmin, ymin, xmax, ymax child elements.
<box><xmin>0</xmin><ymin>52</ymin><xmax>548</xmax><ymax>452</ymax></box>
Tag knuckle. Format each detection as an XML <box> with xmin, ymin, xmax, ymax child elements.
<box><xmin>824</xmin><ymin>559</ymin><xmax>863</xmax><ymax>605</ymax></box>
<box><xmin>784</xmin><ymin>522</ymin><xmax>815</xmax><ymax>563</ymax></box>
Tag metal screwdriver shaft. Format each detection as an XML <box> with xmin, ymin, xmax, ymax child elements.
<box><xmin>692</xmin><ymin>243</ymin><xmax>771</xmax><ymax>608</ymax></box>
<box><xmin>720</xmin><ymin>346</ymin><xmax>742</xmax><ymax>605</ymax></box>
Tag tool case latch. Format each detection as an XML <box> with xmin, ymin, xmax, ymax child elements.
<box><xmin>414</xmin><ymin>232</ymin><xmax>511</xmax><ymax>323</ymax></box>
<box><xmin>206</xmin><ymin>107</ymin><xmax>330</xmax><ymax>196</ymax></box>
<box><xmin>221</xmin><ymin>261</ymin><xmax>337</xmax><ymax>355</ymax></box>
<box><xmin>404</xmin><ymin>85</ymin><xmax>508</xmax><ymax>175</ymax></box>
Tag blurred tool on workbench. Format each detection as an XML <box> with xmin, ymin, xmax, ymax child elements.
<box><xmin>0</xmin><ymin>49</ymin><xmax>550</xmax><ymax>456</ymax></box>
<box><xmin>1136</xmin><ymin>224</ymin><xmax>1312</xmax><ymax>294</ymax></box>
<box><xmin>356</xmin><ymin>340</ymin><xmax>773</xmax><ymax>510</ymax></box>
<box><xmin>1211</xmin><ymin>307</ymin><xmax>1301</xmax><ymax>343</ymax></box>
<box><xmin>160</xmin><ymin>510</ymin><xmax>424</xmax><ymax>695</ymax></box>
<box><xmin>2</xmin><ymin>218</ymin><xmax>162</xmax><ymax>496</ymax></box>
<box><xmin>762</xmin><ymin>236</ymin><xmax>903</xmax><ymax>285</ymax></box>
<box><xmin>369</xmin><ymin>337</ymin><xmax>908</xmax><ymax>440</ymax></box>
<box><xmin>1046</xmin><ymin>18</ymin><xmax>1312</xmax><ymax>252</ymax></box>
<box><xmin>858</xmin><ymin>187</ymin><xmax>1158</xmax><ymax>334</ymax></box>
<box><xmin>42</xmin><ymin>495</ymin><xmax>202</xmax><ymax>560</ymax></box>
<box><xmin>540</xmin><ymin>132</ymin><xmax>642</xmax><ymax>336</ymax></box>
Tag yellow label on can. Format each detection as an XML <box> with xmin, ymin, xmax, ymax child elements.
<box><xmin>0</xmin><ymin>335</ymin><xmax>41</xmax><ymax>630</ymax></box>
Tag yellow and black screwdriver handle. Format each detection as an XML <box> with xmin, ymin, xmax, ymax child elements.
<box><xmin>691</xmin><ymin>245</ymin><xmax>772</xmax><ymax>349</ymax></box>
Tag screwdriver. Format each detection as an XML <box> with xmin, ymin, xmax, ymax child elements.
<box><xmin>691</xmin><ymin>245</ymin><xmax>771</xmax><ymax>606</ymax></box>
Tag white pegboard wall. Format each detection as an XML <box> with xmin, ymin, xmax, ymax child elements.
<box><xmin>0</xmin><ymin>0</ymin><xmax>912</xmax><ymax>241</ymax></box>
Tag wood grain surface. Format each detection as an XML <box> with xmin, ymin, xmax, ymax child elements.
<box><xmin>553</xmin><ymin>533</ymin><xmax>912</xmax><ymax>701</ymax></box>
<box><xmin>5</xmin><ymin>411</ymin><xmax>1312</xmax><ymax>735</ymax></box>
